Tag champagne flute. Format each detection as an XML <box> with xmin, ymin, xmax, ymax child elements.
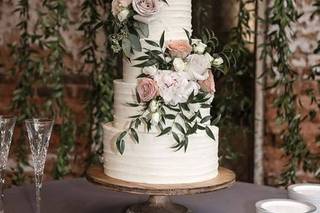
<box><xmin>0</xmin><ymin>115</ymin><xmax>16</xmax><ymax>213</ymax></box>
<box><xmin>25</xmin><ymin>118</ymin><xmax>53</xmax><ymax>213</ymax></box>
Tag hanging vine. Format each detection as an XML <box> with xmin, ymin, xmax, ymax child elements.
<box><xmin>11</xmin><ymin>0</ymin><xmax>76</xmax><ymax>181</ymax></box>
<box><xmin>39</xmin><ymin>0</ymin><xmax>76</xmax><ymax>179</ymax></box>
<box><xmin>80</xmin><ymin>0</ymin><xmax>117</xmax><ymax>164</ymax></box>
<box><xmin>10</xmin><ymin>0</ymin><xmax>35</xmax><ymax>184</ymax></box>
<box><xmin>263</xmin><ymin>0</ymin><xmax>320</xmax><ymax>185</ymax></box>
<box><xmin>213</xmin><ymin>0</ymin><xmax>255</xmax><ymax>163</ymax></box>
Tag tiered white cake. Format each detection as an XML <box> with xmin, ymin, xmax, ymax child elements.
<box><xmin>103</xmin><ymin>0</ymin><xmax>219</xmax><ymax>184</ymax></box>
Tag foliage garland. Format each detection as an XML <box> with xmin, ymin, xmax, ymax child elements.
<box><xmin>80</xmin><ymin>0</ymin><xmax>117</xmax><ymax>163</ymax></box>
<box><xmin>10</xmin><ymin>0</ymin><xmax>34</xmax><ymax>184</ymax></box>
<box><xmin>263</xmin><ymin>0</ymin><xmax>320</xmax><ymax>185</ymax></box>
<box><xmin>11</xmin><ymin>0</ymin><xmax>76</xmax><ymax>181</ymax></box>
<box><xmin>213</xmin><ymin>0</ymin><xmax>255</xmax><ymax>164</ymax></box>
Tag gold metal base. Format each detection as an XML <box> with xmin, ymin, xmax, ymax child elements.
<box><xmin>126</xmin><ymin>196</ymin><xmax>191</xmax><ymax>213</ymax></box>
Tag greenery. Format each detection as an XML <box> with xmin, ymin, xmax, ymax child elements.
<box><xmin>4</xmin><ymin>0</ymin><xmax>320</xmax><ymax>184</ymax></box>
<box><xmin>10</xmin><ymin>0</ymin><xmax>76</xmax><ymax>181</ymax></box>
<box><xmin>115</xmin><ymin>30</ymin><xmax>233</xmax><ymax>154</ymax></box>
<box><xmin>212</xmin><ymin>0</ymin><xmax>255</xmax><ymax>165</ymax></box>
<box><xmin>262</xmin><ymin>0</ymin><xmax>320</xmax><ymax>185</ymax></box>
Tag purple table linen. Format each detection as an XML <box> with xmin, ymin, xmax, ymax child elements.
<box><xmin>4</xmin><ymin>179</ymin><xmax>286</xmax><ymax>213</ymax></box>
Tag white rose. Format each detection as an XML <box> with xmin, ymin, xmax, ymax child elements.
<box><xmin>142</xmin><ymin>65</ymin><xmax>158</xmax><ymax>76</ymax></box>
<box><xmin>192</xmin><ymin>39</ymin><xmax>207</xmax><ymax>54</ymax></box>
<box><xmin>154</xmin><ymin>70</ymin><xmax>200</xmax><ymax>105</ymax></box>
<box><xmin>173</xmin><ymin>58</ymin><xmax>186</xmax><ymax>72</ymax></box>
<box><xmin>213</xmin><ymin>57</ymin><xmax>224</xmax><ymax>66</ymax></box>
<box><xmin>151</xmin><ymin>112</ymin><xmax>161</xmax><ymax>125</ymax></box>
<box><xmin>185</xmin><ymin>54</ymin><xmax>211</xmax><ymax>81</ymax></box>
<box><xmin>149</xmin><ymin>100</ymin><xmax>159</xmax><ymax>113</ymax></box>
<box><xmin>117</xmin><ymin>8</ymin><xmax>130</xmax><ymax>22</ymax></box>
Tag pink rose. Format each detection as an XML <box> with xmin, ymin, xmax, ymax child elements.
<box><xmin>198</xmin><ymin>71</ymin><xmax>216</xmax><ymax>94</ymax></box>
<box><xmin>112</xmin><ymin>0</ymin><xmax>132</xmax><ymax>16</ymax></box>
<box><xmin>132</xmin><ymin>0</ymin><xmax>161</xmax><ymax>17</ymax></box>
<box><xmin>137</xmin><ymin>78</ymin><xmax>158</xmax><ymax>102</ymax></box>
<box><xmin>167</xmin><ymin>40</ymin><xmax>192</xmax><ymax>58</ymax></box>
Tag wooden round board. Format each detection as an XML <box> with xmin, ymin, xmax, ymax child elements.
<box><xmin>87</xmin><ymin>166</ymin><xmax>236</xmax><ymax>196</ymax></box>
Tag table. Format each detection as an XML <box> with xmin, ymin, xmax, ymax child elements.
<box><xmin>4</xmin><ymin>179</ymin><xmax>287</xmax><ymax>213</ymax></box>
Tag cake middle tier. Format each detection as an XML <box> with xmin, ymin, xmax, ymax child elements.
<box><xmin>113</xmin><ymin>79</ymin><xmax>212</xmax><ymax>130</ymax></box>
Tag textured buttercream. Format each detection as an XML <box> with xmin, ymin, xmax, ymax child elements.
<box><xmin>103</xmin><ymin>123</ymin><xmax>219</xmax><ymax>184</ymax></box>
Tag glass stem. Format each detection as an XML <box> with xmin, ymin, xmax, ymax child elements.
<box><xmin>35</xmin><ymin>173</ymin><xmax>43</xmax><ymax>213</ymax></box>
<box><xmin>0</xmin><ymin>168</ymin><xmax>4</xmax><ymax>212</ymax></box>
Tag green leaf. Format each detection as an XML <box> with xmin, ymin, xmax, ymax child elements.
<box><xmin>116</xmin><ymin>131</ymin><xmax>127</xmax><ymax>155</ymax></box>
<box><xmin>172</xmin><ymin>132</ymin><xmax>180</xmax><ymax>143</ymax></box>
<box><xmin>145</xmin><ymin>40</ymin><xmax>159</xmax><ymax>47</ymax></box>
<box><xmin>134</xmin><ymin>21</ymin><xmax>149</xmax><ymax>37</ymax></box>
<box><xmin>122</xmin><ymin>38</ymin><xmax>131</xmax><ymax>58</ymax></box>
<box><xmin>165</xmin><ymin>114</ymin><xmax>176</xmax><ymax>120</ymax></box>
<box><xmin>127</xmin><ymin>103</ymin><xmax>140</xmax><ymax>107</ymax></box>
<box><xmin>211</xmin><ymin>114</ymin><xmax>221</xmax><ymax>125</ymax></box>
<box><xmin>160</xmin><ymin>31</ymin><xmax>165</xmax><ymax>48</ymax></box>
<box><xmin>201</xmin><ymin>116</ymin><xmax>212</xmax><ymax>124</ymax></box>
<box><xmin>129</xmin><ymin>33</ymin><xmax>142</xmax><ymax>51</ymax></box>
<box><xmin>175</xmin><ymin>123</ymin><xmax>185</xmax><ymax>134</ymax></box>
<box><xmin>157</xmin><ymin>127</ymin><xmax>172</xmax><ymax>137</ymax></box>
<box><xmin>201</xmin><ymin>104</ymin><xmax>212</xmax><ymax>108</ymax></box>
<box><xmin>134</xmin><ymin>56</ymin><xmax>150</xmax><ymax>61</ymax></box>
<box><xmin>131</xmin><ymin>128</ymin><xmax>139</xmax><ymax>144</ymax></box>
<box><xmin>205</xmin><ymin>126</ymin><xmax>216</xmax><ymax>141</ymax></box>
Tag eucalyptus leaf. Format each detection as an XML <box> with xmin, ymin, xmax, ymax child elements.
<box><xmin>205</xmin><ymin>126</ymin><xmax>216</xmax><ymax>141</ymax></box>
<box><xmin>122</xmin><ymin>38</ymin><xmax>132</xmax><ymax>58</ymax></box>
<box><xmin>129</xmin><ymin>33</ymin><xmax>142</xmax><ymax>52</ymax></box>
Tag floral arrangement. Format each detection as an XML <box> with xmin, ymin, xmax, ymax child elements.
<box><xmin>116</xmin><ymin>31</ymin><xmax>227</xmax><ymax>154</ymax></box>
<box><xmin>110</xmin><ymin>0</ymin><xmax>168</xmax><ymax>57</ymax></box>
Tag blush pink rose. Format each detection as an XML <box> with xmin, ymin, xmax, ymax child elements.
<box><xmin>167</xmin><ymin>40</ymin><xmax>192</xmax><ymax>58</ymax></box>
<box><xmin>198</xmin><ymin>71</ymin><xmax>216</xmax><ymax>94</ymax></box>
<box><xmin>132</xmin><ymin>0</ymin><xmax>161</xmax><ymax>17</ymax></box>
<box><xmin>112</xmin><ymin>0</ymin><xmax>132</xmax><ymax>16</ymax></box>
<box><xmin>137</xmin><ymin>78</ymin><xmax>159</xmax><ymax>102</ymax></box>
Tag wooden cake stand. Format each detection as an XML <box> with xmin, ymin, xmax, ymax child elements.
<box><xmin>87</xmin><ymin>166</ymin><xmax>236</xmax><ymax>213</ymax></box>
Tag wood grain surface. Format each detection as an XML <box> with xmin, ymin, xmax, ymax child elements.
<box><xmin>87</xmin><ymin>166</ymin><xmax>236</xmax><ymax>196</ymax></box>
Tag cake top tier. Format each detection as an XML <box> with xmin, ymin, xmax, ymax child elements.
<box><xmin>146</xmin><ymin>0</ymin><xmax>192</xmax><ymax>40</ymax></box>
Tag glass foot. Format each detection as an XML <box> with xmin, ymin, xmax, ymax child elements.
<box><xmin>126</xmin><ymin>195</ymin><xmax>191</xmax><ymax>213</ymax></box>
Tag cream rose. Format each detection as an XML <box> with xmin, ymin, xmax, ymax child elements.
<box><xmin>167</xmin><ymin>40</ymin><xmax>192</xmax><ymax>59</ymax></box>
<box><xmin>132</xmin><ymin>0</ymin><xmax>161</xmax><ymax>17</ymax></box>
<box><xmin>137</xmin><ymin>78</ymin><xmax>158</xmax><ymax>102</ymax></box>
<box><xmin>173</xmin><ymin>58</ymin><xmax>186</xmax><ymax>72</ymax></box>
<box><xmin>198</xmin><ymin>71</ymin><xmax>216</xmax><ymax>94</ymax></box>
<box><xmin>192</xmin><ymin>39</ymin><xmax>207</xmax><ymax>54</ymax></box>
<box><xmin>142</xmin><ymin>65</ymin><xmax>158</xmax><ymax>76</ymax></box>
<box><xmin>213</xmin><ymin>57</ymin><xmax>224</xmax><ymax>67</ymax></box>
<box><xmin>118</xmin><ymin>8</ymin><xmax>130</xmax><ymax>22</ymax></box>
<box><xmin>112</xmin><ymin>0</ymin><xmax>132</xmax><ymax>16</ymax></box>
<box><xmin>185</xmin><ymin>54</ymin><xmax>212</xmax><ymax>81</ymax></box>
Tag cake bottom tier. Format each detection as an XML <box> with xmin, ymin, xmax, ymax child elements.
<box><xmin>103</xmin><ymin>123</ymin><xmax>219</xmax><ymax>184</ymax></box>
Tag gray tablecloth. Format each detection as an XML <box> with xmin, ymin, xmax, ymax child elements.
<box><xmin>4</xmin><ymin>179</ymin><xmax>286</xmax><ymax>213</ymax></box>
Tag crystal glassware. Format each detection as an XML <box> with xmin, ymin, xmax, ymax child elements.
<box><xmin>25</xmin><ymin>118</ymin><xmax>53</xmax><ymax>213</ymax></box>
<box><xmin>0</xmin><ymin>115</ymin><xmax>16</xmax><ymax>212</ymax></box>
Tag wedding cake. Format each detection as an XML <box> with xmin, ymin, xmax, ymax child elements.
<box><xmin>103</xmin><ymin>0</ymin><xmax>224</xmax><ymax>184</ymax></box>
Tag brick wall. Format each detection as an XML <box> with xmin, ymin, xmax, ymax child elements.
<box><xmin>0</xmin><ymin>0</ymin><xmax>93</xmax><ymax>182</ymax></box>
<box><xmin>1</xmin><ymin>0</ymin><xmax>319</xmax><ymax>185</ymax></box>
<box><xmin>263</xmin><ymin>0</ymin><xmax>320</xmax><ymax>185</ymax></box>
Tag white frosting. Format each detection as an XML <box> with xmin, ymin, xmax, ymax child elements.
<box><xmin>103</xmin><ymin>123</ymin><xmax>219</xmax><ymax>184</ymax></box>
<box><xmin>103</xmin><ymin>0</ymin><xmax>220</xmax><ymax>185</ymax></box>
<box><xmin>147</xmin><ymin>0</ymin><xmax>192</xmax><ymax>40</ymax></box>
<box><xmin>123</xmin><ymin>0</ymin><xmax>193</xmax><ymax>83</ymax></box>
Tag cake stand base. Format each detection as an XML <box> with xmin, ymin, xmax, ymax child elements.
<box><xmin>126</xmin><ymin>195</ymin><xmax>191</xmax><ymax>213</ymax></box>
<box><xmin>87</xmin><ymin>166</ymin><xmax>235</xmax><ymax>213</ymax></box>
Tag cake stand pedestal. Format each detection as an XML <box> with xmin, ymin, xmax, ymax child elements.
<box><xmin>87</xmin><ymin>166</ymin><xmax>236</xmax><ymax>213</ymax></box>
